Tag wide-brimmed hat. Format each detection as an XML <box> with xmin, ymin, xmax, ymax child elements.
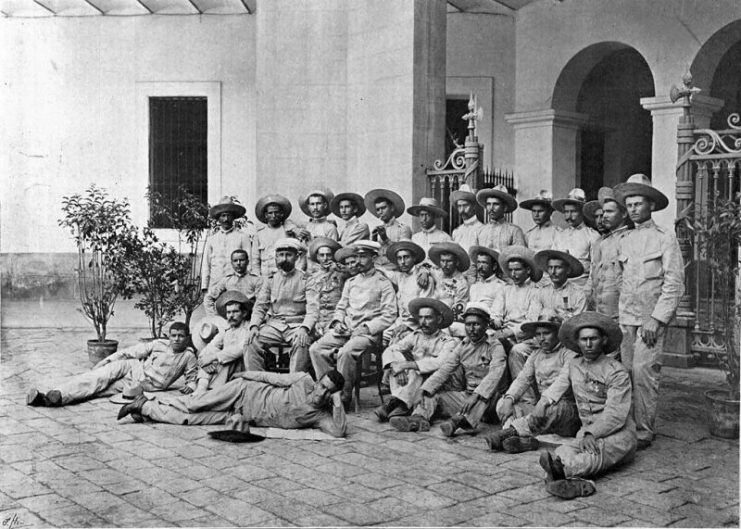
<box><xmin>521</xmin><ymin>310</ymin><xmax>563</xmax><ymax>337</ymax></box>
<box><xmin>553</xmin><ymin>188</ymin><xmax>587</xmax><ymax>213</ymax></box>
<box><xmin>208</xmin><ymin>415</ymin><xmax>266</xmax><ymax>443</ymax></box>
<box><xmin>461</xmin><ymin>301</ymin><xmax>491</xmax><ymax>322</ymax></box>
<box><xmin>216</xmin><ymin>290</ymin><xmax>253</xmax><ymax>319</ymax></box>
<box><xmin>334</xmin><ymin>245</ymin><xmax>357</xmax><ymax>263</ymax></box>
<box><xmin>534</xmin><ymin>249</ymin><xmax>584</xmax><ymax>278</ymax></box>
<box><xmin>364</xmin><ymin>189</ymin><xmax>406</xmax><ymax>219</ymax></box>
<box><xmin>209</xmin><ymin>196</ymin><xmax>246</xmax><ymax>219</ymax></box>
<box><xmin>330</xmin><ymin>192</ymin><xmax>366</xmax><ymax>218</ymax></box>
<box><xmin>407</xmin><ymin>197</ymin><xmax>448</xmax><ymax>218</ymax></box>
<box><xmin>614</xmin><ymin>173</ymin><xmax>669</xmax><ymax>212</ymax></box>
<box><xmin>498</xmin><ymin>246</ymin><xmax>543</xmax><ymax>282</ymax></box>
<box><xmin>255</xmin><ymin>194</ymin><xmax>292</xmax><ymax>224</ymax></box>
<box><xmin>476</xmin><ymin>184</ymin><xmax>518</xmax><ymax>213</ymax></box>
<box><xmin>109</xmin><ymin>382</ymin><xmax>144</xmax><ymax>405</ymax></box>
<box><xmin>582</xmin><ymin>200</ymin><xmax>602</xmax><ymax>225</ymax></box>
<box><xmin>469</xmin><ymin>245</ymin><xmax>500</xmax><ymax>266</ymax></box>
<box><xmin>298</xmin><ymin>188</ymin><xmax>335</xmax><ymax>218</ymax></box>
<box><xmin>386</xmin><ymin>240</ymin><xmax>425</xmax><ymax>266</ymax></box>
<box><xmin>188</xmin><ymin>303</ymin><xmax>229</xmax><ymax>350</ymax></box>
<box><xmin>559</xmin><ymin>311</ymin><xmax>623</xmax><ymax>354</ymax></box>
<box><xmin>408</xmin><ymin>297</ymin><xmax>454</xmax><ymax>329</ymax></box>
<box><xmin>309</xmin><ymin>237</ymin><xmax>342</xmax><ymax>262</ymax></box>
<box><xmin>428</xmin><ymin>242</ymin><xmax>469</xmax><ymax>272</ymax></box>
<box><xmin>597</xmin><ymin>186</ymin><xmax>621</xmax><ymax>207</ymax></box>
<box><xmin>450</xmin><ymin>184</ymin><xmax>477</xmax><ymax>205</ymax></box>
<box><xmin>275</xmin><ymin>238</ymin><xmax>305</xmax><ymax>254</ymax></box>
<box><xmin>520</xmin><ymin>190</ymin><xmax>554</xmax><ymax>211</ymax></box>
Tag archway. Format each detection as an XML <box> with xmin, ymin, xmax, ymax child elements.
<box><xmin>552</xmin><ymin>43</ymin><xmax>655</xmax><ymax>199</ymax></box>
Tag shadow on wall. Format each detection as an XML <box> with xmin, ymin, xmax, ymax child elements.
<box><xmin>1</xmin><ymin>253</ymin><xmax>78</xmax><ymax>300</ymax></box>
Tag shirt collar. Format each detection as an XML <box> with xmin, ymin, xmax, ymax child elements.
<box><xmin>220</xmin><ymin>225</ymin><xmax>235</xmax><ymax>234</ymax></box>
<box><xmin>310</xmin><ymin>216</ymin><xmax>328</xmax><ymax>223</ymax></box>
<box><xmin>422</xmin><ymin>225</ymin><xmax>439</xmax><ymax>234</ymax></box>
<box><xmin>635</xmin><ymin>219</ymin><xmax>656</xmax><ymax>229</ymax></box>
<box><xmin>384</xmin><ymin>217</ymin><xmax>398</xmax><ymax>227</ymax></box>
<box><xmin>463</xmin><ymin>215</ymin><xmax>480</xmax><ymax>226</ymax></box>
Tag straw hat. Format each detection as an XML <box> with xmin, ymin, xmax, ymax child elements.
<box><xmin>583</xmin><ymin>200</ymin><xmax>602</xmax><ymax>225</ymax></box>
<box><xmin>521</xmin><ymin>310</ymin><xmax>563</xmax><ymax>337</ymax></box>
<box><xmin>255</xmin><ymin>194</ymin><xmax>292</xmax><ymax>224</ymax></box>
<box><xmin>520</xmin><ymin>190</ymin><xmax>554</xmax><ymax>211</ymax></box>
<box><xmin>461</xmin><ymin>301</ymin><xmax>491</xmax><ymax>322</ymax></box>
<box><xmin>215</xmin><ymin>290</ymin><xmax>253</xmax><ymax>319</ymax></box>
<box><xmin>209</xmin><ymin>196</ymin><xmax>246</xmax><ymax>219</ymax></box>
<box><xmin>188</xmin><ymin>304</ymin><xmax>229</xmax><ymax>351</ymax></box>
<box><xmin>553</xmin><ymin>188</ymin><xmax>587</xmax><ymax>213</ymax></box>
<box><xmin>298</xmin><ymin>189</ymin><xmax>334</xmax><ymax>218</ymax></box>
<box><xmin>109</xmin><ymin>382</ymin><xmax>144</xmax><ymax>405</ymax></box>
<box><xmin>208</xmin><ymin>414</ymin><xmax>266</xmax><ymax>443</ymax></box>
<box><xmin>469</xmin><ymin>245</ymin><xmax>500</xmax><ymax>265</ymax></box>
<box><xmin>498</xmin><ymin>245</ymin><xmax>543</xmax><ymax>282</ymax></box>
<box><xmin>364</xmin><ymin>189</ymin><xmax>406</xmax><ymax>219</ymax></box>
<box><xmin>476</xmin><ymin>184</ymin><xmax>518</xmax><ymax>213</ymax></box>
<box><xmin>408</xmin><ymin>297</ymin><xmax>454</xmax><ymax>329</ymax></box>
<box><xmin>597</xmin><ymin>186</ymin><xmax>621</xmax><ymax>207</ymax></box>
<box><xmin>534</xmin><ymin>249</ymin><xmax>584</xmax><ymax>278</ymax></box>
<box><xmin>386</xmin><ymin>240</ymin><xmax>426</xmax><ymax>266</ymax></box>
<box><xmin>309</xmin><ymin>237</ymin><xmax>342</xmax><ymax>262</ymax></box>
<box><xmin>559</xmin><ymin>311</ymin><xmax>623</xmax><ymax>354</ymax></box>
<box><xmin>449</xmin><ymin>184</ymin><xmax>477</xmax><ymax>205</ymax></box>
<box><xmin>614</xmin><ymin>173</ymin><xmax>669</xmax><ymax>211</ymax></box>
<box><xmin>428</xmin><ymin>242</ymin><xmax>469</xmax><ymax>272</ymax></box>
<box><xmin>330</xmin><ymin>192</ymin><xmax>366</xmax><ymax>218</ymax></box>
<box><xmin>334</xmin><ymin>245</ymin><xmax>357</xmax><ymax>263</ymax></box>
<box><xmin>407</xmin><ymin>197</ymin><xmax>448</xmax><ymax>218</ymax></box>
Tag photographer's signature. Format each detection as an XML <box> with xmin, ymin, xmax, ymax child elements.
<box><xmin>2</xmin><ymin>513</ymin><xmax>19</xmax><ymax>529</ymax></box>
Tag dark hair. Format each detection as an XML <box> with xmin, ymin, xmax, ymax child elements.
<box><xmin>231</xmin><ymin>249</ymin><xmax>249</xmax><ymax>260</ymax></box>
<box><xmin>374</xmin><ymin>197</ymin><xmax>392</xmax><ymax>208</ymax></box>
<box><xmin>225</xmin><ymin>299</ymin><xmax>253</xmax><ymax>317</ymax></box>
<box><xmin>170</xmin><ymin>322</ymin><xmax>189</xmax><ymax>335</ymax></box>
<box><xmin>324</xmin><ymin>370</ymin><xmax>345</xmax><ymax>392</ymax></box>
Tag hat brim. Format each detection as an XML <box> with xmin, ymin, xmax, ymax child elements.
<box><xmin>519</xmin><ymin>199</ymin><xmax>553</xmax><ymax>211</ymax></box>
<box><xmin>534</xmin><ymin>250</ymin><xmax>584</xmax><ymax>278</ymax></box>
<box><xmin>215</xmin><ymin>291</ymin><xmax>253</xmax><ymax>319</ymax></box>
<box><xmin>476</xmin><ymin>189</ymin><xmax>517</xmax><ymax>213</ymax></box>
<box><xmin>210</xmin><ymin>203</ymin><xmax>246</xmax><ymax>219</ymax></box>
<box><xmin>558</xmin><ymin>312</ymin><xmax>623</xmax><ymax>354</ymax></box>
<box><xmin>408</xmin><ymin>298</ymin><xmax>455</xmax><ymax>329</ymax></box>
<box><xmin>330</xmin><ymin>193</ymin><xmax>367</xmax><ymax>218</ymax></box>
<box><xmin>189</xmin><ymin>304</ymin><xmax>230</xmax><ymax>351</ymax></box>
<box><xmin>255</xmin><ymin>195</ymin><xmax>293</xmax><ymax>224</ymax></box>
<box><xmin>109</xmin><ymin>394</ymin><xmax>138</xmax><ymax>405</ymax></box>
<box><xmin>309</xmin><ymin>237</ymin><xmax>342</xmax><ymax>261</ymax></box>
<box><xmin>407</xmin><ymin>205</ymin><xmax>448</xmax><ymax>218</ymax></box>
<box><xmin>298</xmin><ymin>190</ymin><xmax>334</xmax><ymax>218</ymax></box>
<box><xmin>207</xmin><ymin>430</ymin><xmax>266</xmax><ymax>443</ymax></box>
<box><xmin>521</xmin><ymin>320</ymin><xmax>560</xmax><ymax>337</ymax></box>
<box><xmin>428</xmin><ymin>243</ymin><xmax>470</xmax><ymax>272</ymax></box>
<box><xmin>582</xmin><ymin>201</ymin><xmax>602</xmax><ymax>223</ymax></box>
<box><xmin>386</xmin><ymin>241</ymin><xmax>426</xmax><ymax>266</ymax></box>
<box><xmin>614</xmin><ymin>183</ymin><xmax>669</xmax><ymax>211</ymax></box>
<box><xmin>552</xmin><ymin>198</ymin><xmax>585</xmax><ymax>213</ymax></box>
<box><xmin>364</xmin><ymin>189</ymin><xmax>406</xmax><ymax>219</ymax></box>
<box><xmin>498</xmin><ymin>247</ymin><xmax>543</xmax><ymax>282</ymax></box>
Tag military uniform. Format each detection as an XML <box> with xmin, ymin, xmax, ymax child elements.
<box><xmin>432</xmin><ymin>269</ymin><xmax>469</xmax><ymax>312</ymax></box>
<box><xmin>252</xmin><ymin>221</ymin><xmax>299</xmax><ymax>278</ymax></box>
<box><xmin>618</xmin><ymin>219</ymin><xmax>684</xmax><ymax>443</ymax></box>
<box><xmin>308</xmin><ymin>264</ymin><xmax>347</xmax><ymax>336</ymax></box>
<box><xmin>196</xmin><ymin>323</ymin><xmax>252</xmax><ymax>392</ymax></box>
<box><xmin>303</xmin><ymin>217</ymin><xmax>339</xmax><ymax>241</ymax></box>
<box><xmin>412</xmin><ymin>226</ymin><xmax>453</xmax><ymax>255</ymax></box>
<box><xmin>203</xmin><ymin>272</ymin><xmax>263</xmax><ymax>315</ymax></box>
<box><xmin>525</xmin><ymin>221</ymin><xmax>559</xmax><ymax>253</ymax></box>
<box><xmin>338</xmin><ymin>216</ymin><xmax>370</xmax><ymax>245</ymax></box>
<box><xmin>200</xmin><ymin>226</ymin><xmax>255</xmax><ymax>290</ymax></box>
<box><xmin>468</xmin><ymin>274</ymin><xmax>506</xmax><ymax>308</ymax></box>
<box><xmin>477</xmin><ymin>219</ymin><xmax>527</xmax><ymax>252</ymax></box>
<box><xmin>586</xmin><ymin>225</ymin><xmax>630</xmax><ymax>321</ymax></box>
<box><xmin>374</xmin><ymin>217</ymin><xmax>413</xmax><ymax>268</ymax></box>
<box><xmin>542</xmin><ymin>354</ymin><xmax>637</xmax><ymax>478</ymax></box>
<box><xmin>552</xmin><ymin>223</ymin><xmax>599</xmax><ymax>288</ymax></box>
<box><xmin>384</xmin><ymin>265</ymin><xmax>437</xmax><ymax>342</ymax></box>
<box><xmin>452</xmin><ymin>215</ymin><xmax>483</xmax><ymax>253</ymax></box>
<box><xmin>490</xmin><ymin>282</ymin><xmax>541</xmax><ymax>342</ymax></box>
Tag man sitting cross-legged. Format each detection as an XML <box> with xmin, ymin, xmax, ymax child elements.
<box><xmin>27</xmin><ymin>322</ymin><xmax>197</xmax><ymax>407</ymax></box>
<box><xmin>485</xmin><ymin>310</ymin><xmax>580</xmax><ymax>453</ymax></box>
<box><xmin>376</xmin><ymin>298</ymin><xmax>458</xmax><ymax>429</ymax></box>
<box><xmin>406</xmin><ymin>302</ymin><xmax>508</xmax><ymax>437</ymax></box>
<box><xmin>118</xmin><ymin>369</ymin><xmax>348</xmax><ymax>438</ymax></box>
<box><xmin>537</xmin><ymin>312</ymin><xmax>636</xmax><ymax>499</ymax></box>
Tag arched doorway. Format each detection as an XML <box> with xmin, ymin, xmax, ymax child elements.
<box><xmin>552</xmin><ymin>43</ymin><xmax>655</xmax><ymax>199</ymax></box>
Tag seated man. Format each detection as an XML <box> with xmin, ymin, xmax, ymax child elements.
<box><xmin>195</xmin><ymin>291</ymin><xmax>253</xmax><ymax>394</ymax></box>
<box><xmin>27</xmin><ymin>322</ymin><xmax>197</xmax><ymax>407</ymax></box>
<box><xmin>204</xmin><ymin>249</ymin><xmax>263</xmax><ymax>315</ymax></box>
<box><xmin>429</xmin><ymin>242</ymin><xmax>470</xmax><ymax>336</ymax></box>
<box><xmin>118</xmin><ymin>370</ymin><xmax>348</xmax><ymax>438</ymax></box>
<box><xmin>487</xmin><ymin>311</ymin><xmax>580</xmax><ymax>452</ymax></box>
<box><xmin>331</xmin><ymin>192</ymin><xmax>370</xmax><ymax>245</ymax></box>
<box><xmin>365</xmin><ymin>188</ymin><xmax>412</xmax><ymax>268</ymax></box>
<box><xmin>409</xmin><ymin>302</ymin><xmax>508</xmax><ymax>437</ymax></box>
<box><xmin>408</xmin><ymin>197</ymin><xmax>452</xmax><ymax>254</ymax></box>
<box><xmin>376</xmin><ymin>298</ymin><xmax>458</xmax><ymax>428</ymax></box>
<box><xmin>310</xmin><ymin>241</ymin><xmax>397</xmax><ymax>409</ymax></box>
<box><xmin>307</xmin><ymin>237</ymin><xmax>346</xmax><ymax>337</ymax></box>
<box><xmin>467</xmin><ymin>246</ymin><xmax>505</xmax><ymax>308</ymax></box>
<box><xmin>244</xmin><ymin>238</ymin><xmax>318</xmax><ymax>373</ymax></box>
<box><xmin>537</xmin><ymin>312</ymin><xmax>636</xmax><ymax>499</ymax></box>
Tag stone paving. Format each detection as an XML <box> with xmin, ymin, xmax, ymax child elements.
<box><xmin>0</xmin><ymin>327</ymin><xmax>738</xmax><ymax>527</ymax></box>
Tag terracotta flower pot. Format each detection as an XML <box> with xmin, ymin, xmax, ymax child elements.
<box><xmin>704</xmin><ymin>389</ymin><xmax>740</xmax><ymax>439</ymax></box>
<box><xmin>87</xmin><ymin>339</ymin><xmax>119</xmax><ymax>366</ymax></box>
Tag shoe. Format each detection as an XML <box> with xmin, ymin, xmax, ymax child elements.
<box><xmin>546</xmin><ymin>478</ymin><xmax>596</xmax><ymax>499</ymax></box>
<box><xmin>342</xmin><ymin>399</ymin><xmax>352</xmax><ymax>413</ymax></box>
<box><xmin>637</xmin><ymin>438</ymin><xmax>652</xmax><ymax>450</ymax></box>
<box><xmin>440</xmin><ymin>415</ymin><xmax>464</xmax><ymax>438</ymax></box>
<box><xmin>539</xmin><ymin>450</ymin><xmax>566</xmax><ymax>482</ymax></box>
<box><xmin>390</xmin><ymin>415</ymin><xmax>430</xmax><ymax>433</ymax></box>
<box><xmin>117</xmin><ymin>395</ymin><xmax>147</xmax><ymax>421</ymax></box>
<box><xmin>26</xmin><ymin>388</ymin><xmax>45</xmax><ymax>407</ymax></box>
<box><xmin>387</xmin><ymin>401</ymin><xmax>410</xmax><ymax>419</ymax></box>
<box><xmin>503</xmin><ymin>435</ymin><xmax>540</xmax><ymax>454</ymax></box>
<box><xmin>373</xmin><ymin>398</ymin><xmax>401</xmax><ymax>422</ymax></box>
<box><xmin>43</xmin><ymin>390</ymin><xmax>63</xmax><ymax>407</ymax></box>
<box><xmin>483</xmin><ymin>426</ymin><xmax>517</xmax><ymax>451</ymax></box>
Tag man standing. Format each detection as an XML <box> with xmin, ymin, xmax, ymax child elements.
<box><xmin>331</xmin><ymin>192</ymin><xmax>370</xmax><ymax>245</ymax></box>
<box><xmin>244</xmin><ymin>239</ymin><xmax>318</xmax><ymax>373</ymax></box>
<box><xmin>204</xmin><ymin>249</ymin><xmax>263</xmax><ymax>315</ymax></box>
<box><xmin>296</xmin><ymin>189</ymin><xmax>339</xmax><ymax>242</ymax></box>
<box><xmin>615</xmin><ymin>173</ymin><xmax>684</xmax><ymax>449</ymax></box>
<box><xmin>413</xmin><ymin>302</ymin><xmax>509</xmax><ymax>437</ymax></box>
<box><xmin>520</xmin><ymin>190</ymin><xmax>559</xmax><ymax>252</ymax></box>
<box><xmin>536</xmin><ymin>312</ymin><xmax>636</xmax><ymax>499</ymax></box>
<box><xmin>200</xmin><ymin>196</ymin><xmax>254</xmax><ymax>292</ymax></box>
<box><xmin>583</xmin><ymin>199</ymin><xmax>607</xmax><ymax>235</ymax></box>
<box><xmin>552</xmin><ymin>188</ymin><xmax>599</xmax><ymax>288</ymax></box>
<box><xmin>365</xmin><ymin>189</ymin><xmax>412</xmax><ymax>267</ymax></box>
<box><xmin>476</xmin><ymin>184</ymin><xmax>527</xmax><ymax>251</ymax></box>
<box><xmin>408</xmin><ymin>197</ymin><xmax>452</xmax><ymax>254</ymax></box>
<box><xmin>252</xmin><ymin>194</ymin><xmax>299</xmax><ymax>278</ymax></box>
<box><xmin>310</xmin><ymin>241</ymin><xmax>397</xmax><ymax>409</ymax></box>
<box><xmin>450</xmin><ymin>184</ymin><xmax>483</xmax><ymax>254</ymax></box>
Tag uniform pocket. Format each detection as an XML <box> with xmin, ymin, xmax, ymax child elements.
<box><xmin>643</xmin><ymin>251</ymin><xmax>663</xmax><ymax>279</ymax></box>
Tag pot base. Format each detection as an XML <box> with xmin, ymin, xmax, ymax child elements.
<box><xmin>87</xmin><ymin>339</ymin><xmax>119</xmax><ymax>366</ymax></box>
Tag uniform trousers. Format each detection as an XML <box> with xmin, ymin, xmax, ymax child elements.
<box><xmin>310</xmin><ymin>333</ymin><xmax>379</xmax><ymax>402</ymax></box>
<box><xmin>555</xmin><ymin>419</ymin><xmax>637</xmax><ymax>478</ymax></box>
<box><xmin>414</xmin><ymin>390</ymin><xmax>500</xmax><ymax>428</ymax></box>
<box><xmin>497</xmin><ymin>398</ymin><xmax>580</xmax><ymax>437</ymax></box>
<box><xmin>56</xmin><ymin>359</ymin><xmax>145</xmax><ymax>405</ymax></box>
<box><xmin>244</xmin><ymin>322</ymin><xmax>311</xmax><ymax>373</ymax></box>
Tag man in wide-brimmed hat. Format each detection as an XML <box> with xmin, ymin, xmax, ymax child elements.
<box><xmin>520</xmin><ymin>190</ymin><xmax>559</xmax><ymax>252</ymax></box>
<box><xmin>118</xmin><ymin>367</ymin><xmax>349</xmax><ymax>438</ymax></box>
<box><xmin>310</xmin><ymin>240</ymin><xmax>398</xmax><ymax>410</ymax></box>
<box><xmin>429</xmin><ymin>242</ymin><xmax>470</xmax><ymax>315</ymax></box>
<box><xmin>243</xmin><ymin>238</ymin><xmax>317</xmax><ymax>374</ymax></box>
<box><xmin>376</xmin><ymin>298</ymin><xmax>458</xmax><ymax>431</ymax></box>
<box><xmin>204</xmin><ymin>249</ymin><xmax>263</xmax><ymax>316</ymax></box>
<box><xmin>330</xmin><ymin>192</ymin><xmax>370</xmax><ymax>245</ymax></box>
<box><xmin>200</xmin><ymin>196</ymin><xmax>255</xmax><ymax>291</ymax></box>
<box><xmin>28</xmin><ymin>322</ymin><xmax>197</xmax><ymax>408</ymax></box>
<box><xmin>450</xmin><ymin>184</ymin><xmax>483</xmax><ymax>253</ymax></box>
<box><xmin>252</xmin><ymin>194</ymin><xmax>300</xmax><ymax>278</ymax></box>
<box><xmin>585</xmin><ymin>187</ymin><xmax>632</xmax><ymax>322</ymax></box>
<box><xmin>296</xmin><ymin>188</ymin><xmax>339</xmax><ymax>242</ymax></box>
<box><xmin>613</xmin><ymin>173</ymin><xmax>684</xmax><ymax>449</ymax></box>
<box><xmin>365</xmin><ymin>189</ymin><xmax>412</xmax><ymax>267</ymax></box>
<box><xmin>487</xmin><ymin>310</ymin><xmax>580</xmax><ymax>453</ymax></box>
<box><xmin>476</xmin><ymin>184</ymin><xmax>527</xmax><ymax>251</ymax></box>
<box><xmin>467</xmin><ymin>246</ymin><xmax>505</xmax><ymax>307</ymax></box>
<box><xmin>414</xmin><ymin>302</ymin><xmax>509</xmax><ymax>437</ymax></box>
<box><xmin>408</xmin><ymin>197</ymin><xmax>452</xmax><ymax>254</ymax></box>
<box><xmin>552</xmin><ymin>188</ymin><xmax>599</xmax><ymax>288</ymax></box>
<box><xmin>583</xmin><ymin>199</ymin><xmax>607</xmax><ymax>235</ymax></box>
<box><xmin>307</xmin><ymin>237</ymin><xmax>346</xmax><ymax>337</ymax></box>
<box><xmin>535</xmin><ymin>311</ymin><xmax>636</xmax><ymax>499</ymax></box>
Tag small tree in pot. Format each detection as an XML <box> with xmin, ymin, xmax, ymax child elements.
<box><xmin>59</xmin><ymin>185</ymin><xmax>136</xmax><ymax>365</ymax></box>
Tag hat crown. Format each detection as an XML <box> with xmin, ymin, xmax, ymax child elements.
<box><xmin>417</xmin><ymin>197</ymin><xmax>441</xmax><ymax>208</ymax></box>
<box><xmin>535</xmin><ymin>309</ymin><xmax>562</xmax><ymax>326</ymax></box>
<box><xmin>597</xmin><ymin>187</ymin><xmax>617</xmax><ymax>203</ymax></box>
<box><xmin>275</xmin><ymin>238</ymin><xmax>304</xmax><ymax>252</ymax></box>
<box><xmin>492</xmin><ymin>184</ymin><xmax>509</xmax><ymax>193</ymax></box>
<box><xmin>354</xmin><ymin>240</ymin><xmax>381</xmax><ymax>254</ymax></box>
<box><xmin>458</xmin><ymin>184</ymin><xmax>475</xmax><ymax>193</ymax></box>
<box><xmin>566</xmin><ymin>188</ymin><xmax>586</xmax><ymax>202</ymax></box>
<box><xmin>199</xmin><ymin>322</ymin><xmax>219</xmax><ymax>340</ymax></box>
<box><xmin>535</xmin><ymin>189</ymin><xmax>553</xmax><ymax>202</ymax></box>
<box><xmin>216</xmin><ymin>196</ymin><xmax>239</xmax><ymax>206</ymax></box>
<box><xmin>464</xmin><ymin>301</ymin><xmax>490</xmax><ymax>314</ymax></box>
<box><xmin>626</xmin><ymin>173</ymin><xmax>652</xmax><ymax>186</ymax></box>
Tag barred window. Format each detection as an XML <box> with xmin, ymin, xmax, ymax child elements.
<box><xmin>149</xmin><ymin>97</ymin><xmax>208</xmax><ymax>228</ymax></box>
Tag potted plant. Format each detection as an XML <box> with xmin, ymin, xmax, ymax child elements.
<box><xmin>59</xmin><ymin>185</ymin><xmax>136</xmax><ymax>365</ymax></box>
<box><xmin>684</xmin><ymin>195</ymin><xmax>741</xmax><ymax>438</ymax></box>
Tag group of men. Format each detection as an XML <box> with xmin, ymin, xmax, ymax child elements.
<box><xmin>27</xmin><ymin>174</ymin><xmax>684</xmax><ymax>500</ymax></box>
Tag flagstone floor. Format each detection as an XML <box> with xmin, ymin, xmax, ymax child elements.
<box><xmin>0</xmin><ymin>327</ymin><xmax>738</xmax><ymax>527</ymax></box>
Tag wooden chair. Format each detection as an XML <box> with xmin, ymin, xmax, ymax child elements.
<box><xmin>353</xmin><ymin>343</ymin><xmax>385</xmax><ymax>412</ymax></box>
